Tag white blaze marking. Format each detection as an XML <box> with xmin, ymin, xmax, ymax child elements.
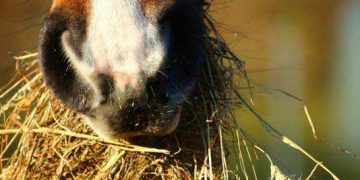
<box><xmin>86</xmin><ymin>0</ymin><xmax>165</xmax><ymax>78</ymax></box>
<box><xmin>62</xmin><ymin>0</ymin><xmax>166</xmax><ymax>92</ymax></box>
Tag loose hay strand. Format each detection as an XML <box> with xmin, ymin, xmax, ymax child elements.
<box><xmin>0</xmin><ymin>128</ymin><xmax>170</xmax><ymax>154</ymax></box>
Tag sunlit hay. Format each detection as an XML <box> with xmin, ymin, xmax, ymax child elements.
<box><xmin>0</xmin><ymin>1</ymin><xmax>342</xmax><ymax>180</ymax></box>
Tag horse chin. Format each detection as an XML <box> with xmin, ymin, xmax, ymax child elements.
<box><xmin>115</xmin><ymin>106</ymin><xmax>182</xmax><ymax>138</ymax></box>
<box><xmin>81</xmin><ymin>106</ymin><xmax>182</xmax><ymax>139</ymax></box>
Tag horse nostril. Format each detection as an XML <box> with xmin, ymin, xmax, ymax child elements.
<box><xmin>97</xmin><ymin>73</ymin><xmax>115</xmax><ymax>101</ymax></box>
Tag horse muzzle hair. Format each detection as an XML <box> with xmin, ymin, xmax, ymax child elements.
<box><xmin>39</xmin><ymin>0</ymin><xmax>205</xmax><ymax>138</ymax></box>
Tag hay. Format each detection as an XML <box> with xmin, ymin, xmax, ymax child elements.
<box><xmin>0</xmin><ymin>1</ymin><xmax>341</xmax><ymax>179</ymax></box>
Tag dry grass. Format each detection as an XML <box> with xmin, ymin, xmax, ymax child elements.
<box><xmin>0</xmin><ymin>1</ymin><xmax>342</xmax><ymax>179</ymax></box>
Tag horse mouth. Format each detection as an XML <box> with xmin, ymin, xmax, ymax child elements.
<box><xmin>114</xmin><ymin>105</ymin><xmax>182</xmax><ymax>138</ymax></box>
<box><xmin>82</xmin><ymin>102</ymin><xmax>183</xmax><ymax>138</ymax></box>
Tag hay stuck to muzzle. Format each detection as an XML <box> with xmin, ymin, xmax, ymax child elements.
<box><xmin>0</xmin><ymin>5</ymin><xmax>250</xmax><ymax>179</ymax></box>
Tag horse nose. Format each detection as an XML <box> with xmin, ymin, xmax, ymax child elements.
<box><xmin>96</xmin><ymin>71</ymin><xmax>142</xmax><ymax>103</ymax></box>
<box><xmin>112</xmin><ymin>72</ymin><xmax>140</xmax><ymax>92</ymax></box>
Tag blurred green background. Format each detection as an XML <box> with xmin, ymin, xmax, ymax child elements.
<box><xmin>1</xmin><ymin>0</ymin><xmax>359</xmax><ymax>179</ymax></box>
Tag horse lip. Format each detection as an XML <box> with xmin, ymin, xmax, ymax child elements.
<box><xmin>110</xmin><ymin>105</ymin><xmax>182</xmax><ymax>138</ymax></box>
